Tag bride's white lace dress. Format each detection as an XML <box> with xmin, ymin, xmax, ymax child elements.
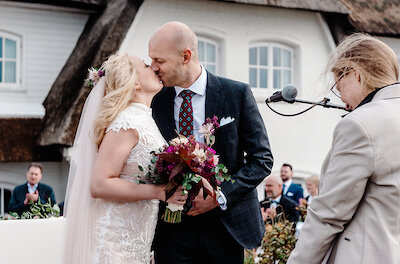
<box><xmin>92</xmin><ymin>103</ymin><xmax>165</xmax><ymax>264</ymax></box>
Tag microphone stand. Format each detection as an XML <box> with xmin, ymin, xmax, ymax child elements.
<box><xmin>292</xmin><ymin>97</ymin><xmax>348</xmax><ymax>111</ymax></box>
<box><xmin>265</xmin><ymin>97</ymin><xmax>350</xmax><ymax>117</ymax></box>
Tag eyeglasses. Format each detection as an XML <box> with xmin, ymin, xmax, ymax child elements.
<box><xmin>330</xmin><ymin>75</ymin><xmax>343</xmax><ymax>99</ymax></box>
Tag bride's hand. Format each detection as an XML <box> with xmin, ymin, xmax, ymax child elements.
<box><xmin>166</xmin><ymin>186</ymin><xmax>188</xmax><ymax>205</ymax></box>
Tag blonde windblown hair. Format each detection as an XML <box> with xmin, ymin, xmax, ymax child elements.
<box><xmin>327</xmin><ymin>33</ymin><xmax>399</xmax><ymax>93</ymax></box>
<box><xmin>93</xmin><ymin>52</ymin><xmax>137</xmax><ymax>146</ymax></box>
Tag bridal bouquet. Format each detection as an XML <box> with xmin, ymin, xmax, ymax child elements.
<box><xmin>138</xmin><ymin>116</ymin><xmax>232</xmax><ymax>223</ymax></box>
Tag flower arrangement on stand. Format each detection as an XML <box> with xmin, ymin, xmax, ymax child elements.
<box><xmin>296</xmin><ymin>198</ymin><xmax>308</xmax><ymax>222</ymax></box>
<box><xmin>137</xmin><ymin>116</ymin><xmax>233</xmax><ymax>223</ymax></box>
<box><xmin>1</xmin><ymin>198</ymin><xmax>60</xmax><ymax>220</ymax></box>
<box><xmin>258</xmin><ymin>219</ymin><xmax>297</xmax><ymax>264</ymax></box>
<box><xmin>244</xmin><ymin>211</ymin><xmax>298</xmax><ymax>264</ymax></box>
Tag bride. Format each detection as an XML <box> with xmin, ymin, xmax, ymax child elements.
<box><xmin>63</xmin><ymin>52</ymin><xmax>186</xmax><ymax>263</ymax></box>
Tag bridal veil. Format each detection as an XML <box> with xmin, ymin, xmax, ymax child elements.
<box><xmin>63</xmin><ymin>77</ymin><xmax>105</xmax><ymax>263</ymax></box>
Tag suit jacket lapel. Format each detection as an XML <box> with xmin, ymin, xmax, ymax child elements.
<box><xmin>160</xmin><ymin>87</ymin><xmax>178</xmax><ymax>141</ymax></box>
<box><xmin>205</xmin><ymin>72</ymin><xmax>225</xmax><ymax>120</ymax></box>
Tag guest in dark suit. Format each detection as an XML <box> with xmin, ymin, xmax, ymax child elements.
<box><xmin>261</xmin><ymin>175</ymin><xmax>299</xmax><ymax>223</ymax></box>
<box><xmin>149</xmin><ymin>21</ymin><xmax>273</xmax><ymax>264</ymax></box>
<box><xmin>8</xmin><ymin>162</ymin><xmax>56</xmax><ymax>215</ymax></box>
<box><xmin>280</xmin><ymin>163</ymin><xmax>303</xmax><ymax>204</ymax></box>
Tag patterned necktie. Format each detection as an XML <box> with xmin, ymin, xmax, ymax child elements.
<box><xmin>179</xmin><ymin>90</ymin><xmax>196</xmax><ymax>137</ymax></box>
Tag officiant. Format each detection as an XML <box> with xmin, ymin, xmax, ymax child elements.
<box><xmin>288</xmin><ymin>34</ymin><xmax>400</xmax><ymax>264</ymax></box>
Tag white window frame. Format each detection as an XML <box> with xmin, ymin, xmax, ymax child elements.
<box><xmin>198</xmin><ymin>37</ymin><xmax>219</xmax><ymax>75</ymax></box>
<box><xmin>249</xmin><ymin>42</ymin><xmax>294</xmax><ymax>90</ymax></box>
<box><xmin>0</xmin><ymin>183</ymin><xmax>13</xmax><ymax>216</ymax></box>
<box><xmin>0</xmin><ymin>31</ymin><xmax>22</xmax><ymax>90</ymax></box>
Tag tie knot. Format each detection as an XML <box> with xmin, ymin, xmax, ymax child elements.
<box><xmin>179</xmin><ymin>90</ymin><xmax>195</xmax><ymax>100</ymax></box>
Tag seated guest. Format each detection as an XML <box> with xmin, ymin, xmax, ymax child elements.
<box><xmin>261</xmin><ymin>175</ymin><xmax>299</xmax><ymax>223</ymax></box>
<box><xmin>305</xmin><ymin>175</ymin><xmax>319</xmax><ymax>205</ymax></box>
<box><xmin>280</xmin><ymin>163</ymin><xmax>303</xmax><ymax>204</ymax></box>
<box><xmin>8</xmin><ymin>162</ymin><xmax>56</xmax><ymax>215</ymax></box>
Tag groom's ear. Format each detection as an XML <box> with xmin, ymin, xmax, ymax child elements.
<box><xmin>182</xmin><ymin>49</ymin><xmax>192</xmax><ymax>64</ymax></box>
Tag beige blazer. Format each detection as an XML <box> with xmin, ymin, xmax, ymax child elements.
<box><xmin>288</xmin><ymin>84</ymin><xmax>400</xmax><ymax>264</ymax></box>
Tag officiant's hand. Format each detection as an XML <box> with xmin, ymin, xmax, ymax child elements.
<box><xmin>187</xmin><ymin>188</ymin><xmax>218</xmax><ymax>216</ymax></box>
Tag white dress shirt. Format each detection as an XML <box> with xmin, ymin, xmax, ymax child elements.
<box><xmin>174</xmin><ymin>65</ymin><xmax>207</xmax><ymax>142</ymax></box>
<box><xmin>271</xmin><ymin>195</ymin><xmax>282</xmax><ymax>209</ymax></box>
<box><xmin>173</xmin><ymin>66</ymin><xmax>227</xmax><ymax>210</ymax></box>
<box><xmin>283</xmin><ymin>179</ymin><xmax>292</xmax><ymax>195</ymax></box>
<box><xmin>27</xmin><ymin>183</ymin><xmax>38</xmax><ymax>194</ymax></box>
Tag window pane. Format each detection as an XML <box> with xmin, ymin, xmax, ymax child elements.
<box><xmin>198</xmin><ymin>41</ymin><xmax>204</xmax><ymax>61</ymax></box>
<box><xmin>249</xmin><ymin>68</ymin><xmax>257</xmax><ymax>87</ymax></box>
<box><xmin>260</xmin><ymin>46</ymin><xmax>268</xmax><ymax>66</ymax></box>
<box><xmin>205</xmin><ymin>64</ymin><xmax>216</xmax><ymax>74</ymax></box>
<box><xmin>5</xmin><ymin>61</ymin><xmax>16</xmax><ymax>83</ymax></box>
<box><xmin>206</xmin><ymin>43</ymin><xmax>215</xmax><ymax>62</ymax></box>
<box><xmin>0</xmin><ymin>61</ymin><xmax>2</xmax><ymax>82</ymax></box>
<box><xmin>0</xmin><ymin>38</ymin><xmax>2</xmax><ymax>58</ymax></box>
<box><xmin>5</xmin><ymin>39</ymin><xmax>16</xmax><ymax>59</ymax></box>
<box><xmin>283</xmin><ymin>50</ymin><xmax>291</xmax><ymax>67</ymax></box>
<box><xmin>249</xmin><ymin>47</ymin><xmax>257</xmax><ymax>65</ymax></box>
<box><xmin>273</xmin><ymin>47</ymin><xmax>281</xmax><ymax>67</ymax></box>
<box><xmin>273</xmin><ymin>69</ymin><xmax>281</xmax><ymax>89</ymax></box>
<box><xmin>283</xmin><ymin>70</ymin><xmax>291</xmax><ymax>86</ymax></box>
<box><xmin>4</xmin><ymin>189</ymin><xmax>11</xmax><ymax>214</ymax></box>
<box><xmin>259</xmin><ymin>69</ymin><xmax>267</xmax><ymax>88</ymax></box>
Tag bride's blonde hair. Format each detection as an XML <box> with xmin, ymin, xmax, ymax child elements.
<box><xmin>93</xmin><ymin>52</ymin><xmax>137</xmax><ymax>146</ymax></box>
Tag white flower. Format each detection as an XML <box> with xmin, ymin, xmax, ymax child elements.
<box><xmin>192</xmin><ymin>143</ymin><xmax>207</xmax><ymax>163</ymax></box>
<box><xmin>213</xmin><ymin>155</ymin><xmax>219</xmax><ymax>166</ymax></box>
<box><xmin>170</xmin><ymin>136</ymin><xmax>188</xmax><ymax>146</ymax></box>
<box><xmin>198</xmin><ymin>123</ymin><xmax>214</xmax><ymax>138</ymax></box>
<box><xmin>88</xmin><ymin>68</ymin><xmax>101</xmax><ymax>83</ymax></box>
<box><xmin>166</xmin><ymin>203</ymin><xmax>184</xmax><ymax>212</ymax></box>
<box><xmin>220</xmin><ymin>116</ymin><xmax>235</xmax><ymax>127</ymax></box>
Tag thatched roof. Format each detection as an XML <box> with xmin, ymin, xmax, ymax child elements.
<box><xmin>14</xmin><ymin>0</ymin><xmax>105</xmax><ymax>10</ymax></box>
<box><xmin>341</xmin><ymin>0</ymin><xmax>400</xmax><ymax>35</ymax></box>
<box><xmin>0</xmin><ymin>118</ymin><xmax>41</xmax><ymax>162</ymax></box>
<box><xmin>38</xmin><ymin>0</ymin><xmax>144</xmax><ymax>147</ymax></box>
<box><xmin>218</xmin><ymin>0</ymin><xmax>350</xmax><ymax>14</ymax></box>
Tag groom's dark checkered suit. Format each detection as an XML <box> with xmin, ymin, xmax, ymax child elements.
<box><xmin>152</xmin><ymin>71</ymin><xmax>273</xmax><ymax>264</ymax></box>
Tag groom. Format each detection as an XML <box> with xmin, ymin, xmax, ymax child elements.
<box><xmin>149</xmin><ymin>21</ymin><xmax>273</xmax><ymax>264</ymax></box>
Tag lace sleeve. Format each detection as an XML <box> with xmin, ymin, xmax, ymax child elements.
<box><xmin>106</xmin><ymin>109</ymin><xmax>145</xmax><ymax>134</ymax></box>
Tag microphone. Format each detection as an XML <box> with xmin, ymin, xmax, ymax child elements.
<box><xmin>265</xmin><ymin>84</ymin><xmax>350</xmax><ymax>114</ymax></box>
<box><xmin>265</xmin><ymin>84</ymin><xmax>298</xmax><ymax>103</ymax></box>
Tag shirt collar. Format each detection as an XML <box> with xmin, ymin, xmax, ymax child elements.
<box><xmin>174</xmin><ymin>65</ymin><xmax>207</xmax><ymax>98</ymax></box>
<box><xmin>342</xmin><ymin>82</ymin><xmax>400</xmax><ymax>118</ymax></box>
<box><xmin>355</xmin><ymin>88</ymin><xmax>381</xmax><ymax>110</ymax></box>
<box><xmin>27</xmin><ymin>182</ymin><xmax>38</xmax><ymax>192</ymax></box>
<box><xmin>272</xmin><ymin>195</ymin><xmax>282</xmax><ymax>203</ymax></box>
<box><xmin>284</xmin><ymin>179</ymin><xmax>292</xmax><ymax>187</ymax></box>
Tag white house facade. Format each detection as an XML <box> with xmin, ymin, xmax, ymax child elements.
<box><xmin>0</xmin><ymin>1</ymin><xmax>89</xmax><ymax>214</ymax></box>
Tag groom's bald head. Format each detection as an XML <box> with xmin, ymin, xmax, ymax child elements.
<box><xmin>150</xmin><ymin>21</ymin><xmax>198</xmax><ymax>58</ymax></box>
<box><xmin>148</xmin><ymin>21</ymin><xmax>201</xmax><ymax>88</ymax></box>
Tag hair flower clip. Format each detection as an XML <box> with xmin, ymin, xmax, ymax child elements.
<box><xmin>85</xmin><ymin>67</ymin><xmax>105</xmax><ymax>88</ymax></box>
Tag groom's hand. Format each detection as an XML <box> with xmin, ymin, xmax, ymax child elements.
<box><xmin>187</xmin><ymin>189</ymin><xmax>218</xmax><ymax>216</ymax></box>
